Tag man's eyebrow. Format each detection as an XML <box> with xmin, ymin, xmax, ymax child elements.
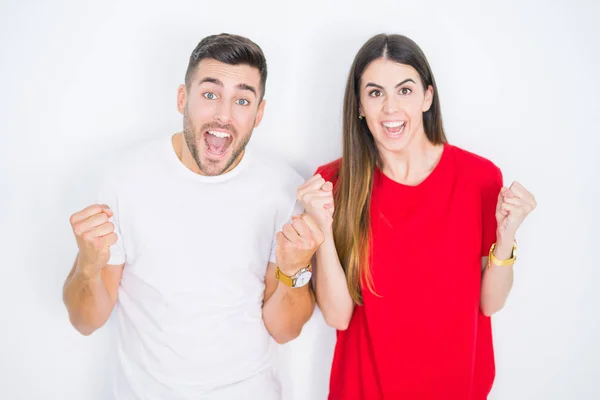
<box><xmin>199</xmin><ymin>77</ymin><xmax>223</xmax><ymax>86</ymax></box>
<box><xmin>198</xmin><ymin>78</ymin><xmax>257</xmax><ymax>96</ymax></box>
<box><xmin>236</xmin><ymin>83</ymin><xmax>257</xmax><ymax>96</ymax></box>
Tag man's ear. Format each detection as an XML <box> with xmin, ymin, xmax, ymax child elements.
<box><xmin>254</xmin><ymin>99</ymin><xmax>266</xmax><ymax>128</ymax></box>
<box><xmin>177</xmin><ymin>84</ymin><xmax>187</xmax><ymax>114</ymax></box>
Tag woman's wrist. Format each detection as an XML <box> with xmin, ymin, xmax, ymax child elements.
<box><xmin>493</xmin><ymin>234</ymin><xmax>515</xmax><ymax>261</ymax></box>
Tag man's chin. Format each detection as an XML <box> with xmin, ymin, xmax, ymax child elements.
<box><xmin>197</xmin><ymin>153</ymin><xmax>234</xmax><ymax>176</ymax></box>
<box><xmin>195</xmin><ymin>145</ymin><xmax>229</xmax><ymax>172</ymax></box>
<box><xmin>199</xmin><ymin>160</ymin><xmax>228</xmax><ymax>176</ymax></box>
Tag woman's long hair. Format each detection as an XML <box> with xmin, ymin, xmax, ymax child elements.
<box><xmin>334</xmin><ymin>34</ymin><xmax>447</xmax><ymax>305</ymax></box>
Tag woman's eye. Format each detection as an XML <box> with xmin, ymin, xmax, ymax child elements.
<box><xmin>399</xmin><ymin>88</ymin><xmax>412</xmax><ymax>95</ymax></box>
<box><xmin>369</xmin><ymin>90</ymin><xmax>382</xmax><ymax>97</ymax></box>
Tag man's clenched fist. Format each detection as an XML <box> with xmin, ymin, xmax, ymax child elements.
<box><xmin>69</xmin><ymin>204</ymin><xmax>118</xmax><ymax>278</ymax></box>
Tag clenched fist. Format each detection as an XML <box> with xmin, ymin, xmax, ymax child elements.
<box><xmin>296</xmin><ymin>174</ymin><xmax>334</xmax><ymax>233</ymax></box>
<box><xmin>496</xmin><ymin>181</ymin><xmax>537</xmax><ymax>243</ymax></box>
<box><xmin>69</xmin><ymin>204</ymin><xmax>118</xmax><ymax>278</ymax></box>
<box><xmin>276</xmin><ymin>214</ymin><xmax>325</xmax><ymax>276</ymax></box>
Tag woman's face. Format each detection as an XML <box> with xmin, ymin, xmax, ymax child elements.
<box><xmin>359</xmin><ymin>58</ymin><xmax>433</xmax><ymax>155</ymax></box>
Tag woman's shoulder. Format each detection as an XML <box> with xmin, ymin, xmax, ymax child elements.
<box><xmin>315</xmin><ymin>158</ymin><xmax>342</xmax><ymax>182</ymax></box>
<box><xmin>448</xmin><ymin>144</ymin><xmax>502</xmax><ymax>188</ymax></box>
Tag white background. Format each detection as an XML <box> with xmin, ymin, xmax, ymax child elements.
<box><xmin>1</xmin><ymin>0</ymin><xmax>599</xmax><ymax>399</ymax></box>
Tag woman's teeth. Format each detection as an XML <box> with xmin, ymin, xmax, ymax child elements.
<box><xmin>382</xmin><ymin>121</ymin><xmax>405</xmax><ymax>129</ymax></box>
<box><xmin>382</xmin><ymin>121</ymin><xmax>406</xmax><ymax>136</ymax></box>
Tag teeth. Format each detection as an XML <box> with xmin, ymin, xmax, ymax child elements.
<box><xmin>382</xmin><ymin>121</ymin><xmax>405</xmax><ymax>128</ymax></box>
<box><xmin>207</xmin><ymin>130</ymin><xmax>231</xmax><ymax>138</ymax></box>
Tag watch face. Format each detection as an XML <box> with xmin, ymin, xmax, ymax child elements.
<box><xmin>293</xmin><ymin>270</ymin><xmax>312</xmax><ymax>287</ymax></box>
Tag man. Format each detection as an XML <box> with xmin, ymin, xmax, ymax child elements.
<box><xmin>63</xmin><ymin>33</ymin><xmax>319</xmax><ymax>400</ymax></box>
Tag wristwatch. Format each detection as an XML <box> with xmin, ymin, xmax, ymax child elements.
<box><xmin>275</xmin><ymin>264</ymin><xmax>313</xmax><ymax>288</ymax></box>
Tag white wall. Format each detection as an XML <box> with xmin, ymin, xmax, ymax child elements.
<box><xmin>1</xmin><ymin>0</ymin><xmax>599</xmax><ymax>399</ymax></box>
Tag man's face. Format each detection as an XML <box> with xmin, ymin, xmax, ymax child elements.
<box><xmin>178</xmin><ymin>59</ymin><xmax>265</xmax><ymax>176</ymax></box>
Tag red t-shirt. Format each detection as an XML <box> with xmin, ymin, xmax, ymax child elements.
<box><xmin>317</xmin><ymin>144</ymin><xmax>502</xmax><ymax>400</ymax></box>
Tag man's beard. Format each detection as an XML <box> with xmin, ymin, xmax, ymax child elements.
<box><xmin>183</xmin><ymin>108</ymin><xmax>253</xmax><ymax>176</ymax></box>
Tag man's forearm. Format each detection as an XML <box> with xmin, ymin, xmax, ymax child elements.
<box><xmin>63</xmin><ymin>263</ymin><xmax>114</xmax><ymax>335</ymax></box>
<box><xmin>262</xmin><ymin>282</ymin><xmax>315</xmax><ymax>344</ymax></box>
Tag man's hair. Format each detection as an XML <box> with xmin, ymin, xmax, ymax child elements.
<box><xmin>185</xmin><ymin>33</ymin><xmax>268</xmax><ymax>100</ymax></box>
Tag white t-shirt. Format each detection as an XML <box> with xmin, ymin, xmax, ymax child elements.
<box><xmin>97</xmin><ymin>136</ymin><xmax>303</xmax><ymax>400</ymax></box>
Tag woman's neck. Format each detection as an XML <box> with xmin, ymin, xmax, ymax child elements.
<box><xmin>378</xmin><ymin>135</ymin><xmax>445</xmax><ymax>186</ymax></box>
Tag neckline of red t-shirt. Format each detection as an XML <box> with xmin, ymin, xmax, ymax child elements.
<box><xmin>375</xmin><ymin>143</ymin><xmax>452</xmax><ymax>191</ymax></box>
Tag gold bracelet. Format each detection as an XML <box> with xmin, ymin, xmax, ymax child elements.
<box><xmin>488</xmin><ymin>242</ymin><xmax>517</xmax><ymax>269</ymax></box>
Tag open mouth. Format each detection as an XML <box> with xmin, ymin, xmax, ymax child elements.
<box><xmin>382</xmin><ymin>121</ymin><xmax>406</xmax><ymax>137</ymax></box>
<box><xmin>204</xmin><ymin>130</ymin><xmax>233</xmax><ymax>156</ymax></box>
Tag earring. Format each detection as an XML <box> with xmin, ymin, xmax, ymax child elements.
<box><xmin>359</xmin><ymin>115</ymin><xmax>364</xmax><ymax>120</ymax></box>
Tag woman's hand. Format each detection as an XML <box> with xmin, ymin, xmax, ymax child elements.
<box><xmin>296</xmin><ymin>174</ymin><xmax>334</xmax><ymax>234</ymax></box>
<box><xmin>496</xmin><ymin>181</ymin><xmax>537</xmax><ymax>245</ymax></box>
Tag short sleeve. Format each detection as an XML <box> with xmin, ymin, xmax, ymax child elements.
<box><xmin>481</xmin><ymin>166</ymin><xmax>503</xmax><ymax>257</ymax></box>
<box><xmin>315</xmin><ymin>166</ymin><xmax>334</xmax><ymax>183</ymax></box>
<box><xmin>269</xmin><ymin>201</ymin><xmax>303</xmax><ymax>264</ymax></box>
<box><xmin>97</xmin><ymin>170</ymin><xmax>126</xmax><ymax>266</ymax></box>
<box><xmin>314</xmin><ymin>158</ymin><xmax>342</xmax><ymax>187</ymax></box>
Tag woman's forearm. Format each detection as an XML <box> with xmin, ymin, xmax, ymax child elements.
<box><xmin>480</xmin><ymin>239</ymin><xmax>515</xmax><ymax>316</ymax></box>
<box><xmin>314</xmin><ymin>233</ymin><xmax>355</xmax><ymax>330</ymax></box>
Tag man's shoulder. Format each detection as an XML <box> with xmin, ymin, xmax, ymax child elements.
<box><xmin>247</xmin><ymin>150</ymin><xmax>304</xmax><ymax>187</ymax></box>
<box><xmin>98</xmin><ymin>136</ymin><xmax>169</xmax><ymax>190</ymax></box>
<box><xmin>115</xmin><ymin>136</ymin><xmax>168</xmax><ymax>172</ymax></box>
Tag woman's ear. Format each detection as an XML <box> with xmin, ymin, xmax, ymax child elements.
<box><xmin>422</xmin><ymin>85</ymin><xmax>434</xmax><ymax>113</ymax></box>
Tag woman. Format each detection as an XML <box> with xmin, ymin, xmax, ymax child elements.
<box><xmin>297</xmin><ymin>34</ymin><xmax>536</xmax><ymax>399</ymax></box>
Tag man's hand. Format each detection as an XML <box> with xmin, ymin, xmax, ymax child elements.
<box><xmin>69</xmin><ymin>204</ymin><xmax>118</xmax><ymax>279</ymax></box>
<box><xmin>275</xmin><ymin>214</ymin><xmax>324</xmax><ymax>276</ymax></box>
